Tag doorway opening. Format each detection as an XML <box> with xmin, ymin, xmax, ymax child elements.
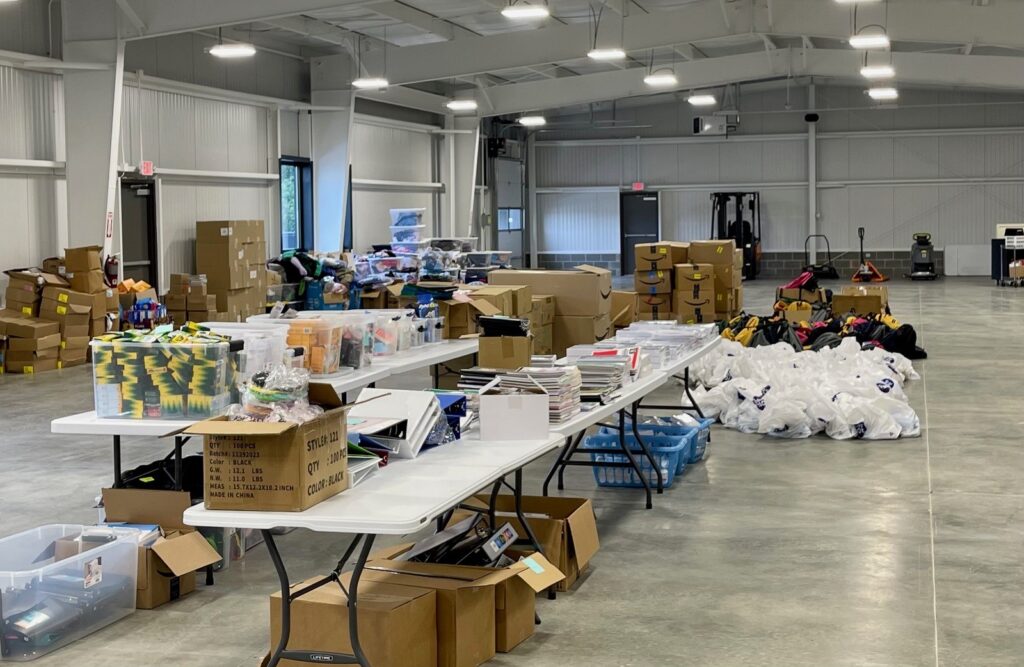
<box><xmin>280</xmin><ymin>156</ymin><xmax>314</xmax><ymax>251</ymax></box>
<box><xmin>119</xmin><ymin>178</ymin><xmax>157</xmax><ymax>286</ymax></box>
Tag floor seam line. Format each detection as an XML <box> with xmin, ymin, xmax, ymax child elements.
<box><xmin>920</xmin><ymin>288</ymin><xmax>940</xmax><ymax>667</ymax></box>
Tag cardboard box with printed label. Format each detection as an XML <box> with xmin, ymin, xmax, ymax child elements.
<box><xmin>101</xmin><ymin>488</ymin><xmax>223</xmax><ymax>609</ymax></box>
<box><xmin>478</xmin><ymin>336</ymin><xmax>532</xmax><ymax>370</ymax></box>
<box><xmin>364</xmin><ymin>546</ymin><xmax>564</xmax><ymax>667</ymax></box>
<box><xmin>164</xmin><ymin>293</ymin><xmax>187</xmax><ymax>312</ymax></box>
<box><xmin>633</xmin><ymin>242</ymin><xmax>689</xmax><ymax>272</ymax></box>
<box><xmin>463</xmin><ymin>495</ymin><xmax>598</xmax><ymax>593</ymax></box>
<box><xmin>64</xmin><ymin>246</ymin><xmax>103</xmax><ymax>273</ymax></box>
<box><xmin>610</xmin><ymin>291</ymin><xmax>638</xmax><ymax>328</ymax></box>
<box><xmin>0</xmin><ymin>311</ymin><xmax>60</xmax><ymax>339</ymax></box>
<box><xmin>674</xmin><ymin>295</ymin><xmax>715</xmax><ymax>324</ymax></box>
<box><xmin>196</xmin><ymin>220</ymin><xmax>265</xmax><ymax>245</ymax></box>
<box><xmin>638</xmin><ymin>294</ymin><xmax>672</xmax><ymax>315</ymax></box>
<box><xmin>489</xmin><ymin>266</ymin><xmax>611</xmax><ymax>317</ymax></box>
<box><xmin>634</xmin><ymin>269</ymin><xmax>672</xmax><ymax>295</ymax></box>
<box><xmin>185</xmin><ymin>383</ymin><xmax>350</xmax><ymax>512</ymax></box>
<box><xmin>267</xmin><ymin>576</ymin><xmax>438</xmax><ymax>667</ymax></box>
<box><xmin>714</xmin><ymin>290</ymin><xmax>734</xmax><ymax>315</ymax></box>
<box><xmin>688</xmin><ymin>239</ymin><xmax>737</xmax><ymax>265</ymax></box>
<box><xmin>530</xmin><ymin>294</ymin><xmax>554</xmax><ymax>325</ymax></box>
<box><xmin>39</xmin><ymin>294</ymin><xmax>92</xmax><ymax>330</ymax></box>
<box><xmin>438</xmin><ymin>299</ymin><xmax>502</xmax><ymax>339</ymax></box>
<box><xmin>833</xmin><ymin>285</ymin><xmax>888</xmax><ymax>316</ymax></box>
<box><xmin>673</xmin><ymin>264</ymin><xmax>715</xmax><ymax>302</ymax></box>
<box><xmin>552</xmin><ymin>313</ymin><xmax>611</xmax><ymax>356</ymax></box>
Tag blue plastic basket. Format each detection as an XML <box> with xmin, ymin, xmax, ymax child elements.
<box><xmin>621</xmin><ymin>420</ymin><xmax>702</xmax><ymax>474</ymax></box>
<box><xmin>686</xmin><ymin>418</ymin><xmax>715</xmax><ymax>464</ymax></box>
<box><xmin>585</xmin><ymin>430</ymin><xmax>690</xmax><ymax>489</ymax></box>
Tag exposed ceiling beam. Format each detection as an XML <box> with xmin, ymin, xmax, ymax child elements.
<box><xmin>367</xmin><ymin>1</ymin><xmax>478</xmax><ymax>41</ymax></box>
<box><xmin>355</xmin><ymin>85</ymin><xmax>449</xmax><ymax>113</ymax></box>
<box><xmin>477</xmin><ymin>48</ymin><xmax>1024</xmax><ymax>116</ymax></box>
<box><xmin>115</xmin><ymin>0</ymin><xmax>146</xmax><ymax>34</ymax></box>
<box><xmin>264</xmin><ymin>15</ymin><xmax>353</xmax><ymax>47</ymax></box>
<box><xmin>674</xmin><ymin>44</ymin><xmax>705</xmax><ymax>61</ymax></box>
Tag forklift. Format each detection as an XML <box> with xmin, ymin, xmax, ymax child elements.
<box><xmin>710</xmin><ymin>192</ymin><xmax>761</xmax><ymax>280</ymax></box>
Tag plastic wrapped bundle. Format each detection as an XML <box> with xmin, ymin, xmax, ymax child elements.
<box><xmin>227</xmin><ymin>365</ymin><xmax>324</xmax><ymax>423</ymax></box>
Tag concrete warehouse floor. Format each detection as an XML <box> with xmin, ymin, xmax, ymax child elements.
<box><xmin>1</xmin><ymin>277</ymin><xmax>1021</xmax><ymax>666</ymax></box>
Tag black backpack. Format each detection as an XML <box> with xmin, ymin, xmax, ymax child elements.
<box><xmin>879</xmin><ymin>324</ymin><xmax>928</xmax><ymax>360</ymax></box>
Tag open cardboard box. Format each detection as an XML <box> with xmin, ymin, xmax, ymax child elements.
<box><xmin>185</xmin><ymin>383</ymin><xmax>351</xmax><ymax>512</ymax></box>
<box><xmin>365</xmin><ymin>544</ymin><xmax>564</xmax><ymax>666</ymax></box>
<box><xmin>101</xmin><ymin>488</ymin><xmax>222</xmax><ymax>609</ymax></box>
<box><xmin>438</xmin><ymin>298</ymin><xmax>501</xmax><ymax>339</ymax></box>
<box><xmin>609</xmin><ymin>291</ymin><xmax>637</xmax><ymax>328</ymax></box>
<box><xmin>477</xmin><ymin>335</ymin><xmax>532</xmax><ymax>370</ymax></box>
<box><xmin>489</xmin><ymin>265</ymin><xmax>611</xmax><ymax>318</ymax></box>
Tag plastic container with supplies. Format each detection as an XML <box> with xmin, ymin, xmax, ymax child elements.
<box><xmin>390</xmin><ymin>240</ymin><xmax>431</xmax><ymax>256</ymax></box>
<box><xmin>389</xmin><ymin>225</ymin><xmax>427</xmax><ymax>243</ymax></box>
<box><xmin>91</xmin><ymin>340</ymin><xmax>232</xmax><ymax>420</ymax></box>
<box><xmin>266</xmin><ymin>283</ymin><xmax>300</xmax><ymax>304</ymax></box>
<box><xmin>0</xmin><ymin>525</ymin><xmax>138</xmax><ymax>661</ymax></box>
<box><xmin>584</xmin><ymin>429</ymin><xmax>691</xmax><ymax>489</ymax></box>
<box><xmin>389</xmin><ymin>208</ymin><xmax>426</xmax><ymax>227</ymax></box>
<box><xmin>372</xmin><ymin>313</ymin><xmax>401</xmax><ymax>356</ymax></box>
<box><xmin>280</xmin><ymin>318</ymin><xmax>343</xmax><ymax>376</ymax></box>
<box><xmin>339</xmin><ymin>315</ymin><xmax>374</xmax><ymax>370</ymax></box>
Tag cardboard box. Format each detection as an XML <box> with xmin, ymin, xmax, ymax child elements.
<box><xmin>637</xmin><ymin>294</ymin><xmax>672</xmax><ymax>315</ymax></box>
<box><xmin>489</xmin><ymin>266</ymin><xmax>611</xmax><ymax>317</ymax></box>
<box><xmin>531</xmin><ymin>322</ymin><xmax>552</xmax><ymax>355</ymax></box>
<box><xmin>168</xmin><ymin>310</ymin><xmax>188</xmax><ymax>326</ymax></box>
<box><xmin>833</xmin><ymin>285</ymin><xmax>888</xmax><ymax>316</ymax></box>
<box><xmin>164</xmin><ymin>293</ymin><xmax>187</xmax><ymax>311</ymax></box>
<box><xmin>186</xmin><ymin>383</ymin><xmax>350</xmax><ymax>512</ymax></box>
<box><xmin>781</xmin><ymin>307</ymin><xmax>813</xmax><ymax>323</ymax></box>
<box><xmin>41</xmin><ymin>257</ymin><xmax>65</xmax><ymax>276</ymax></box>
<box><xmin>712</xmin><ymin>264</ymin><xmax>743</xmax><ymax>294</ymax></box>
<box><xmin>438</xmin><ymin>299</ymin><xmax>502</xmax><ymax>339</ymax></box>
<box><xmin>89</xmin><ymin>317</ymin><xmax>108</xmax><ymax>336</ymax></box>
<box><xmin>102</xmin><ymin>489</ymin><xmax>222</xmax><ymax>609</ymax></box>
<box><xmin>610</xmin><ymin>291</ymin><xmax>638</xmax><ymax>328</ymax></box>
<box><xmin>638</xmin><ymin>311</ymin><xmax>676</xmax><ymax>321</ymax></box>
<box><xmin>733</xmin><ymin>286</ymin><xmax>744</xmax><ymax>310</ymax></box>
<box><xmin>61</xmin><ymin>335</ymin><xmax>90</xmax><ymax>350</ymax></box>
<box><xmin>69</xmin><ymin>269</ymin><xmax>108</xmax><ymax>294</ymax></box>
<box><xmin>469</xmin><ymin>286</ymin><xmax>516</xmax><ymax>316</ymax></box>
<box><xmin>64</xmin><ymin>245</ymin><xmax>102</xmax><ymax>273</ymax></box>
<box><xmin>688</xmin><ymin>239</ymin><xmax>737</xmax><ymax>265</ymax></box>
<box><xmin>713</xmin><ymin>290</ymin><xmax>734</xmax><ymax>315</ymax></box>
<box><xmin>674</xmin><ymin>263</ymin><xmax>715</xmax><ymax>302</ymax></box>
<box><xmin>504</xmin><ymin>285</ymin><xmax>533</xmax><ymax>318</ymax></box>
<box><xmin>776</xmin><ymin>287</ymin><xmax>828</xmax><ymax>304</ymax></box>
<box><xmin>634</xmin><ymin>269</ymin><xmax>672</xmax><ymax>295</ymax></box>
<box><xmin>1010</xmin><ymin>264</ymin><xmax>1024</xmax><ymax>279</ymax></box>
<box><xmin>463</xmin><ymin>495</ymin><xmax>598</xmax><ymax>593</ymax></box>
<box><xmin>674</xmin><ymin>295</ymin><xmax>715</xmax><ymax>324</ymax></box>
<box><xmin>187</xmin><ymin>309</ymin><xmax>216</xmax><ymax>322</ymax></box>
<box><xmin>62</xmin><ymin>322</ymin><xmax>89</xmax><ymax>339</ymax></box>
<box><xmin>196</xmin><ymin>249</ymin><xmax>256</xmax><ymax>290</ymax></box>
<box><xmin>0</xmin><ymin>311</ymin><xmax>60</xmax><ymax>338</ymax></box>
<box><xmin>196</xmin><ymin>220</ymin><xmax>265</xmax><ymax>245</ymax></box>
<box><xmin>5</xmin><ymin>292</ymin><xmax>38</xmax><ymax>317</ymax></box>
<box><xmin>39</xmin><ymin>298</ymin><xmax>91</xmax><ymax>328</ymax></box>
<box><xmin>530</xmin><ymin>294</ymin><xmax>555</xmax><ymax>325</ymax></box>
<box><xmin>6</xmin><ymin>357</ymin><xmax>58</xmax><ymax>373</ymax></box>
<box><xmin>478</xmin><ymin>336</ymin><xmax>532</xmax><ymax>370</ymax></box>
<box><xmin>552</xmin><ymin>313</ymin><xmax>611</xmax><ymax>356</ymax></box>
<box><xmin>363</xmin><ymin>547</ymin><xmax>564</xmax><ymax>667</ymax></box>
<box><xmin>8</xmin><ymin>333</ymin><xmax>60</xmax><ymax>352</ymax></box>
<box><xmin>187</xmin><ymin>293</ymin><xmax>217</xmax><ymax>310</ymax></box>
<box><xmin>479</xmin><ymin>379</ymin><xmax>549</xmax><ymax>441</ymax></box>
<box><xmin>633</xmin><ymin>242</ymin><xmax>688</xmax><ymax>272</ymax></box>
<box><xmin>268</xmin><ymin>576</ymin><xmax>437</xmax><ymax>667</ymax></box>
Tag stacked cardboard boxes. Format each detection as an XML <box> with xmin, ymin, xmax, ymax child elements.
<box><xmin>5</xmin><ymin>269</ymin><xmax>65</xmax><ymax>317</ymax></box>
<box><xmin>672</xmin><ymin>263</ymin><xmax>716</xmax><ymax>324</ymax></box>
<box><xmin>530</xmin><ymin>294</ymin><xmax>554</xmax><ymax>355</ymax></box>
<box><xmin>634</xmin><ymin>242</ymin><xmax>689</xmax><ymax>321</ymax></box>
<box><xmin>0</xmin><ymin>311</ymin><xmax>60</xmax><ymax>373</ymax></box>
<box><xmin>164</xmin><ymin>274</ymin><xmax>218</xmax><ymax>325</ymax></box>
<box><xmin>689</xmin><ymin>240</ymin><xmax>743</xmax><ymax>320</ymax></box>
<box><xmin>39</xmin><ymin>286</ymin><xmax>92</xmax><ymax>367</ymax></box>
<box><xmin>490</xmin><ymin>265</ymin><xmax>611</xmax><ymax>356</ymax></box>
<box><xmin>470</xmin><ymin>285</ymin><xmax>532</xmax><ymax>319</ymax></box>
<box><xmin>195</xmin><ymin>220</ymin><xmax>267</xmax><ymax>322</ymax></box>
<box><xmin>64</xmin><ymin>246</ymin><xmax>119</xmax><ymax>335</ymax></box>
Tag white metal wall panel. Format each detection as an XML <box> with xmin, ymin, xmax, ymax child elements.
<box><xmin>937</xmin><ymin>185</ymin><xmax>989</xmax><ymax>245</ymax></box>
<box><xmin>280</xmin><ymin>110</ymin><xmax>300</xmax><ymax>157</ymax></box>
<box><xmin>195</xmin><ymin>98</ymin><xmax>230</xmax><ymax>172</ymax></box>
<box><xmin>495</xmin><ymin>159</ymin><xmax>523</xmax><ymax>208</ymax></box>
<box><xmin>0</xmin><ymin>174</ymin><xmax>58</xmax><ymax>275</ymax></box>
<box><xmin>849</xmin><ymin>186</ymin><xmax>895</xmax><ymax>249</ymax></box>
<box><xmin>639</xmin><ymin>145</ymin><xmax>678</xmax><ymax>185</ymax></box>
<box><xmin>893</xmin><ymin>186</ymin><xmax>940</xmax><ymax>240</ymax></box>
<box><xmin>818</xmin><ymin>138</ymin><xmax>849</xmax><ymax>182</ymax></box>
<box><xmin>536</xmin><ymin>145</ymin><xmax>624</xmax><ymax>188</ymax></box>
<box><xmin>759</xmin><ymin>188</ymin><xmax>809</xmax><ymax>251</ymax></box>
<box><xmin>0</xmin><ymin>66</ymin><xmax>59</xmax><ymax>160</ymax></box>
<box><xmin>537</xmin><ymin>192</ymin><xmax>618</xmax><ymax>253</ymax></box>
<box><xmin>351</xmin><ymin>122</ymin><xmax>433</xmax><ymax>184</ymax></box>
<box><xmin>761</xmin><ymin>140</ymin><xmax>807</xmax><ymax>183</ymax></box>
<box><xmin>985</xmin><ymin>184</ymin><xmax>1024</xmax><ymax>231</ymax></box>
<box><xmin>818</xmin><ymin>187</ymin><xmax>850</xmax><ymax>250</ymax></box>
<box><xmin>985</xmin><ymin>134</ymin><xmax>1024</xmax><ymax>178</ymax></box>
<box><xmin>660</xmin><ymin>191</ymin><xmax>712</xmax><ymax>243</ymax></box>
<box><xmin>352</xmin><ymin>190</ymin><xmax>434</xmax><ymax>249</ymax></box>
<box><xmin>718</xmin><ymin>142</ymin><xmax>763</xmax><ymax>183</ymax></box>
<box><xmin>0</xmin><ymin>0</ymin><xmax>51</xmax><ymax>57</ymax></box>
<box><xmin>937</xmin><ymin>135</ymin><xmax>985</xmax><ymax>178</ymax></box>
<box><xmin>893</xmin><ymin>136</ymin><xmax>940</xmax><ymax>180</ymax></box>
<box><xmin>846</xmin><ymin>137</ymin><xmax>894</xmax><ymax>181</ymax></box>
<box><xmin>678</xmin><ymin>144</ymin><xmax>719</xmax><ymax>184</ymax></box>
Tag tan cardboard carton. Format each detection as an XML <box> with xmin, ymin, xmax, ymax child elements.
<box><xmin>530</xmin><ymin>294</ymin><xmax>554</xmax><ymax>325</ymax></box>
<box><xmin>637</xmin><ymin>294</ymin><xmax>672</xmax><ymax>315</ymax></box>
<box><xmin>195</xmin><ymin>220</ymin><xmax>265</xmax><ymax>245</ymax></box>
<box><xmin>478</xmin><ymin>336</ymin><xmax>532</xmax><ymax>369</ymax></box>
<box><xmin>673</xmin><ymin>263</ymin><xmax>715</xmax><ymax>303</ymax></box>
<box><xmin>833</xmin><ymin>285</ymin><xmax>889</xmax><ymax>316</ymax></box>
<box><xmin>633</xmin><ymin>242</ymin><xmax>688</xmax><ymax>272</ymax></box>
<box><xmin>634</xmin><ymin>268</ymin><xmax>672</xmax><ymax>295</ymax></box>
<box><xmin>0</xmin><ymin>311</ymin><xmax>60</xmax><ymax>338</ymax></box>
<box><xmin>468</xmin><ymin>286</ymin><xmax>515</xmax><ymax>315</ymax></box>
<box><xmin>688</xmin><ymin>239</ymin><xmax>737</xmax><ymax>265</ymax></box>
<box><xmin>674</xmin><ymin>295</ymin><xmax>715</xmax><ymax>324</ymax></box>
<box><xmin>610</xmin><ymin>291</ymin><xmax>638</xmax><ymax>328</ymax></box>
<box><xmin>531</xmin><ymin>323</ymin><xmax>553</xmax><ymax>355</ymax></box>
<box><xmin>777</xmin><ymin>287</ymin><xmax>828</xmax><ymax>304</ymax></box>
<box><xmin>101</xmin><ymin>489</ymin><xmax>222</xmax><ymax>609</ymax></box>
<box><xmin>552</xmin><ymin>313</ymin><xmax>611</xmax><ymax>356</ymax></box>
<box><xmin>68</xmin><ymin>269</ymin><xmax>108</xmax><ymax>294</ymax></box>
<box><xmin>489</xmin><ymin>266</ymin><xmax>611</xmax><ymax>317</ymax></box>
<box><xmin>185</xmin><ymin>383</ymin><xmax>350</xmax><ymax>512</ymax></box>
<box><xmin>438</xmin><ymin>299</ymin><xmax>502</xmax><ymax>339</ymax></box>
<box><xmin>64</xmin><ymin>246</ymin><xmax>103</xmax><ymax>273</ymax></box>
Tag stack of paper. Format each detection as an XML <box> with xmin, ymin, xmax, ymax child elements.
<box><xmin>457</xmin><ymin>367</ymin><xmax>503</xmax><ymax>392</ymax></box>
<box><xmin>530</xmin><ymin>355</ymin><xmax>557</xmax><ymax>367</ymax></box>
<box><xmin>500</xmin><ymin>366</ymin><xmax>582</xmax><ymax>423</ymax></box>
<box><xmin>565</xmin><ymin>345</ymin><xmax>637</xmax><ymax>399</ymax></box>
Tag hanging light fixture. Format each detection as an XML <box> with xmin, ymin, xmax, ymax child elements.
<box><xmin>351</xmin><ymin>35</ymin><xmax>389</xmax><ymax>90</ymax></box>
<box><xmin>518</xmin><ymin>115</ymin><xmax>547</xmax><ymax>127</ymax></box>
<box><xmin>587</xmin><ymin>4</ymin><xmax>626</xmax><ymax>60</ymax></box>
<box><xmin>208</xmin><ymin>28</ymin><xmax>256</xmax><ymax>58</ymax></box>
<box><xmin>867</xmin><ymin>86</ymin><xmax>898</xmax><ymax>100</ymax></box>
<box><xmin>849</xmin><ymin>30</ymin><xmax>890</xmax><ymax>49</ymax></box>
<box><xmin>644</xmin><ymin>69</ymin><xmax>678</xmax><ymax>87</ymax></box>
<box><xmin>860</xmin><ymin>63</ymin><xmax>895</xmax><ymax>79</ymax></box>
<box><xmin>500</xmin><ymin>0</ymin><xmax>550</xmax><ymax>18</ymax></box>
<box><xmin>446</xmin><ymin>99</ymin><xmax>479</xmax><ymax>111</ymax></box>
<box><xmin>688</xmin><ymin>93</ymin><xmax>717</xmax><ymax>106</ymax></box>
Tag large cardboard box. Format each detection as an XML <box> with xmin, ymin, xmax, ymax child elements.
<box><xmin>551</xmin><ymin>313</ymin><xmax>611</xmax><ymax>356</ymax></box>
<box><xmin>673</xmin><ymin>263</ymin><xmax>715</xmax><ymax>302</ymax></box>
<box><xmin>69</xmin><ymin>269</ymin><xmax>108</xmax><ymax>294</ymax></box>
<box><xmin>39</xmin><ymin>297</ymin><xmax>92</xmax><ymax>329</ymax></box>
<box><xmin>531</xmin><ymin>322</ymin><xmax>552</xmax><ymax>355</ymax></box>
<box><xmin>6</xmin><ymin>357</ymin><xmax>58</xmax><ymax>373</ymax></box>
<box><xmin>4</xmin><ymin>290</ymin><xmax>38</xmax><ymax>317</ymax></box>
<box><xmin>478</xmin><ymin>336</ymin><xmax>532</xmax><ymax>370</ymax></box>
<box><xmin>102</xmin><ymin>489</ymin><xmax>222</xmax><ymax>609</ymax></box>
<box><xmin>634</xmin><ymin>269</ymin><xmax>672</xmax><ymax>295</ymax></box>
<box><xmin>530</xmin><ymin>294</ymin><xmax>554</xmax><ymax>325</ymax></box>
<box><xmin>464</xmin><ymin>496</ymin><xmax>599</xmax><ymax>593</ymax></box>
<box><xmin>610</xmin><ymin>290</ymin><xmax>638</xmax><ymax>328</ymax></box>
<box><xmin>0</xmin><ymin>311</ymin><xmax>60</xmax><ymax>338</ymax></box>
<box><xmin>674</xmin><ymin>295</ymin><xmax>715</xmax><ymax>324</ymax></box>
<box><xmin>186</xmin><ymin>383</ymin><xmax>350</xmax><ymax>512</ymax></box>
<box><xmin>712</xmin><ymin>263</ymin><xmax>744</xmax><ymax>294</ymax></box>
<box><xmin>41</xmin><ymin>257</ymin><xmax>65</xmax><ymax>276</ymax></box>
<box><xmin>633</xmin><ymin>242</ymin><xmax>689</xmax><ymax>272</ymax></box>
<box><xmin>688</xmin><ymin>239</ymin><xmax>737</xmax><ymax>265</ymax></box>
<box><xmin>8</xmin><ymin>333</ymin><xmax>60</xmax><ymax>353</ymax></box>
<box><xmin>196</xmin><ymin>219</ymin><xmax>265</xmax><ymax>245</ymax></box>
<box><xmin>469</xmin><ymin>286</ymin><xmax>516</xmax><ymax>316</ymax></box>
<box><xmin>64</xmin><ymin>245</ymin><xmax>102</xmax><ymax>273</ymax></box>
<box><xmin>638</xmin><ymin>311</ymin><xmax>677</xmax><ymax>322</ymax></box>
<box><xmin>438</xmin><ymin>299</ymin><xmax>502</xmax><ymax>339</ymax></box>
<box><xmin>505</xmin><ymin>285</ymin><xmax>533</xmax><ymax>318</ymax></box>
<box><xmin>833</xmin><ymin>285</ymin><xmax>888</xmax><ymax>316</ymax></box>
<box><xmin>364</xmin><ymin>547</ymin><xmax>564</xmax><ymax>666</ymax></box>
<box><xmin>637</xmin><ymin>294</ymin><xmax>672</xmax><ymax>315</ymax></box>
<box><xmin>40</xmin><ymin>286</ymin><xmax>93</xmax><ymax>310</ymax></box>
<box><xmin>713</xmin><ymin>290</ymin><xmax>734</xmax><ymax>316</ymax></box>
<box><xmin>489</xmin><ymin>266</ymin><xmax>611</xmax><ymax>317</ymax></box>
<box><xmin>268</xmin><ymin>576</ymin><xmax>437</xmax><ymax>667</ymax></box>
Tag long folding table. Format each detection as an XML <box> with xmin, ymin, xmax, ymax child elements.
<box><xmin>184</xmin><ymin>431</ymin><xmax>563</xmax><ymax>667</ymax></box>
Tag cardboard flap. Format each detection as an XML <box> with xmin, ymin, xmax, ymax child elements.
<box><xmin>151</xmin><ymin>531</ymin><xmax>222</xmax><ymax>576</ymax></box>
<box><xmin>573</xmin><ymin>264</ymin><xmax>611</xmax><ymax>276</ymax></box>
<box><xmin>102</xmin><ymin>488</ymin><xmax>192</xmax><ymax>530</ymax></box>
<box><xmin>365</xmin><ymin>561</ymin><xmax>496</xmax><ymax>588</ymax></box>
<box><xmin>184</xmin><ymin>418</ymin><xmax>295</xmax><ymax>436</ymax></box>
<box><xmin>565</xmin><ymin>506</ymin><xmax>600</xmax><ymax>569</ymax></box>
<box><xmin>308</xmin><ymin>381</ymin><xmax>346</xmax><ymax>409</ymax></box>
<box><xmin>469</xmin><ymin>300</ymin><xmax>502</xmax><ymax>317</ymax></box>
<box><xmin>513</xmin><ymin>553</ymin><xmax>566</xmax><ymax>592</ymax></box>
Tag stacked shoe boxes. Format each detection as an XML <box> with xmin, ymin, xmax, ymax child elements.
<box><xmin>195</xmin><ymin>220</ymin><xmax>266</xmax><ymax>321</ymax></box>
<box><xmin>689</xmin><ymin>240</ymin><xmax>743</xmax><ymax>320</ymax></box>
<box><xmin>164</xmin><ymin>274</ymin><xmax>218</xmax><ymax>325</ymax></box>
<box><xmin>633</xmin><ymin>242</ymin><xmax>689</xmax><ymax>321</ymax></box>
<box><xmin>39</xmin><ymin>286</ymin><xmax>92</xmax><ymax>367</ymax></box>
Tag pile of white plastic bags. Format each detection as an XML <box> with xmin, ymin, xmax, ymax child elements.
<box><xmin>690</xmin><ymin>338</ymin><xmax>921</xmax><ymax>440</ymax></box>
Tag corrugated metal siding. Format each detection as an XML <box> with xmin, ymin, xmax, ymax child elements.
<box><xmin>352</xmin><ymin>190</ymin><xmax>434</xmax><ymax>249</ymax></box>
<box><xmin>0</xmin><ymin>174</ymin><xmax>58</xmax><ymax>273</ymax></box>
<box><xmin>0</xmin><ymin>0</ymin><xmax>51</xmax><ymax>57</ymax></box>
<box><xmin>280</xmin><ymin>110</ymin><xmax>300</xmax><ymax>157</ymax></box>
<box><xmin>351</xmin><ymin>122</ymin><xmax>433</xmax><ymax>183</ymax></box>
<box><xmin>537</xmin><ymin>192</ymin><xmax>618</xmax><ymax>253</ymax></box>
<box><xmin>0</xmin><ymin>65</ymin><xmax>59</xmax><ymax>160</ymax></box>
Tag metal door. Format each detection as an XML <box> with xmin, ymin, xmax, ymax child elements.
<box><xmin>120</xmin><ymin>181</ymin><xmax>156</xmax><ymax>285</ymax></box>
<box><xmin>620</xmin><ymin>192</ymin><xmax>660</xmax><ymax>275</ymax></box>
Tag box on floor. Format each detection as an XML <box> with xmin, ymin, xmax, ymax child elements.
<box><xmin>185</xmin><ymin>383</ymin><xmax>350</xmax><ymax>512</ymax></box>
<box><xmin>529</xmin><ymin>321</ymin><xmax>552</xmax><ymax>355</ymax></box>
<box><xmin>489</xmin><ymin>265</ymin><xmax>611</xmax><ymax>318</ymax></box>
<box><xmin>674</xmin><ymin>263</ymin><xmax>715</xmax><ymax>302</ymax></box>
<box><xmin>64</xmin><ymin>245</ymin><xmax>102</xmax><ymax>273</ymax></box>
<box><xmin>102</xmin><ymin>488</ymin><xmax>222</xmax><ymax>609</ymax></box>
<box><xmin>833</xmin><ymin>285</ymin><xmax>888</xmax><ymax>316</ymax></box>
<box><xmin>711</xmin><ymin>249</ymin><xmax>745</xmax><ymax>294</ymax></box>
<box><xmin>634</xmin><ymin>268</ymin><xmax>672</xmax><ymax>295</ymax></box>
<box><xmin>674</xmin><ymin>294</ymin><xmax>715</xmax><ymax>324</ymax></box>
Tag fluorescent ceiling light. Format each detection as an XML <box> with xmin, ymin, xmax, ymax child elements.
<box><xmin>644</xmin><ymin>71</ymin><xmax>678</xmax><ymax>87</ymax></box>
<box><xmin>860</xmin><ymin>64</ymin><xmax>895</xmax><ymax>79</ymax></box>
<box><xmin>849</xmin><ymin>33</ymin><xmax>890</xmax><ymax>49</ymax></box>
<box><xmin>518</xmin><ymin>115</ymin><xmax>547</xmax><ymax>127</ymax></box>
<box><xmin>501</xmin><ymin>3</ymin><xmax>550</xmax><ymax>18</ymax></box>
<box><xmin>446</xmin><ymin>99</ymin><xmax>479</xmax><ymax>111</ymax></box>
<box><xmin>352</xmin><ymin>77</ymin><xmax>389</xmax><ymax>90</ymax></box>
<box><xmin>208</xmin><ymin>43</ymin><xmax>256</xmax><ymax>58</ymax></box>
<box><xmin>867</xmin><ymin>87</ymin><xmax>899</xmax><ymax>101</ymax></box>
<box><xmin>588</xmin><ymin>48</ymin><xmax>626</xmax><ymax>61</ymax></box>
<box><xmin>688</xmin><ymin>94</ymin><xmax>717</xmax><ymax>106</ymax></box>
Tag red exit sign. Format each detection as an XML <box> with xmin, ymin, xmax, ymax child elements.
<box><xmin>631</xmin><ymin>181</ymin><xmax>645</xmax><ymax>191</ymax></box>
<box><xmin>140</xmin><ymin>160</ymin><xmax>154</xmax><ymax>176</ymax></box>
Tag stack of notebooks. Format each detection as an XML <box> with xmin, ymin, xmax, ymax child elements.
<box><xmin>565</xmin><ymin>345</ymin><xmax>639</xmax><ymax>400</ymax></box>
<box><xmin>457</xmin><ymin>367</ymin><xmax>503</xmax><ymax>392</ymax></box>
<box><xmin>499</xmin><ymin>366</ymin><xmax>582</xmax><ymax>423</ymax></box>
<box><xmin>530</xmin><ymin>355</ymin><xmax>557</xmax><ymax>367</ymax></box>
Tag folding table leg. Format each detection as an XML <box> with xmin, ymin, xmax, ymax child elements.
<box><xmin>542</xmin><ymin>435</ymin><xmax>573</xmax><ymax>496</ymax></box>
<box><xmin>682</xmin><ymin>367</ymin><xmax>705</xmax><ymax>418</ymax></box>
<box><xmin>630</xmin><ymin>401</ymin><xmax>663</xmax><ymax>494</ymax></box>
<box><xmin>617</xmin><ymin>409</ymin><xmax>652</xmax><ymax>510</ymax></box>
<box><xmin>173</xmin><ymin>436</ymin><xmax>188</xmax><ymax>491</ymax></box>
<box><xmin>512</xmin><ymin>469</ymin><xmax>544</xmax><ymax>556</ymax></box>
<box><xmin>431</xmin><ymin>363</ymin><xmax>440</xmax><ymax>389</ymax></box>
<box><xmin>112</xmin><ymin>435</ymin><xmax>123</xmax><ymax>487</ymax></box>
<box><xmin>487</xmin><ymin>480</ymin><xmax>501</xmax><ymax>529</ymax></box>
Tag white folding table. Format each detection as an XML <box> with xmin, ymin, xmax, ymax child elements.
<box><xmin>184</xmin><ymin>431</ymin><xmax>562</xmax><ymax>667</ymax></box>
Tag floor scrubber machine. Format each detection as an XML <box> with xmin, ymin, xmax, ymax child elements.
<box><xmin>908</xmin><ymin>232</ymin><xmax>938</xmax><ymax>280</ymax></box>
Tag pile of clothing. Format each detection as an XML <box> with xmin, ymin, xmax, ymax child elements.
<box><xmin>691</xmin><ymin>338</ymin><xmax>921</xmax><ymax>440</ymax></box>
